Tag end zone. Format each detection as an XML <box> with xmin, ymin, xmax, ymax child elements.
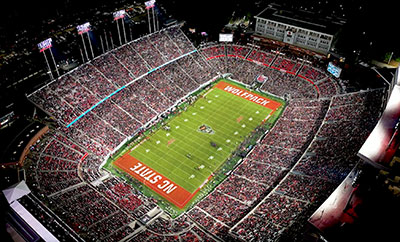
<box><xmin>214</xmin><ymin>81</ymin><xmax>282</xmax><ymax>111</ymax></box>
<box><xmin>114</xmin><ymin>153</ymin><xmax>201</xmax><ymax>208</ymax></box>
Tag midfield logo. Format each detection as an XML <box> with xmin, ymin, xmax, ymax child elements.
<box><xmin>198</xmin><ymin>124</ymin><xmax>214</xmax><ymax>134</ymax></box>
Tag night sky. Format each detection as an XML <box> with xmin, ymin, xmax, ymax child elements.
<box><xmin>1</xmin><ymin>0</ymin><xmax>398</xmax><ymax>55</ymax></box>
<box><xmin>0</xmin><ymin>0</ymin><xmax>398</xmax><ymax>96</ymax></box>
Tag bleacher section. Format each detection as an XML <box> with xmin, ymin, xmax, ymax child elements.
<box><xmin>22</xmin><ymin>25</ymin><xmax>384</xmax><ymax>241</ymax></box>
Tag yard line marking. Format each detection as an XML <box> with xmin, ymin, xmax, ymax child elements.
<box><xmin>127</xmin><ymin>84</ymin><xmax>277</xmax><ymax>196</ymax></box>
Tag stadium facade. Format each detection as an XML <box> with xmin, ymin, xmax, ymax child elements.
<box><xmin>254</xmin><ymin>3</ymin><xmax>345</xmax><ymax>54</ymax></box>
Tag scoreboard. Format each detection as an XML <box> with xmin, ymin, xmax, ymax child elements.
<box><xmin>327</xmin><ymin>62</ymin><xmax>342</xmax><ymax>78</ymax></box>
<box><xmin>219</xmin><ymin>33</ymin><xmax>233</xmax><ymax>42</ymax></box>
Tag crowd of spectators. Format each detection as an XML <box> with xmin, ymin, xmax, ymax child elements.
<box><xmin>73</xmin><ymin>64</ymin><xmax>119</xmax><ymax>99</ymax></box>
<box><xmin>60</xmin><ymin>126</ymin><xmax>110</xmax><ymax>157</ymax></box>
<box><xmin>199</xmin><ymin>44</ymin><xmax>227</xmax><ymax>73</ymax></box>
<box><xmin>227</xmin><ymin>57</ymin><xmax>267</xmax><ymax>85</ymax></box>
<box><xmin>95</xmin><ymin>177</ymin><xmax>149</xmax><ymax>218</ymax></box>
<box><xmin>22</xmin><ymin>25</ymin><xmax>385</xmax><ymax>241</ymax></box>
<box><xmin>165</xmin><ymin>26</ymin><xmax>196</xmax><ymax>55</ymax></box>
<box><xmin>68</xmin><ymin>111</ymin><xmax>126</xmax><ymax>151</ymax></box>
<box><xmin>29</xmin><ymin>26</ymin><xmax>200</xmax><ymax>153</ymax></box>
<box><xmin>293</xmin><ymin>89</ymin><xmax>384</xmax><ymax>184</ymax></box>
<box><xmin>247</xmin><ymin>48</ymin><xmax>275</xmax><ymax>66</ymax></box>
<box><xmin>22</xmin><ymin>129</ymin><xmax>139</xmax><ymax>241</ymax></box>
<box><xmin>187</xmin><ymin>98</ymin><xmax>329</xmax><ymax>240</ymax></box>
<box><xmin>317</xmin><ymin>77</ymin><xmax>340</xmax><ymax>98</ymax></box>
<box><xmin>261</xmin><ymin>72</ymin><xmax>319</xmax><ymax>99</ymax></box>
<box><xmin>270</xmin><ymin>54</ymin><xmax>302</xmax><ymax>74</ymax></box>
<box><xmin>176</xmin><ymin>52</ymin><xmax>216</xmax><ymax>85</ymax></box>
<box><xmin>29</xmin><ymin>85</ymin><xmax>81</xmax><ymax>125</ymax></box>
<box><xmin>147</xmin><ymin>71</ymin><xmax>186</xmax><ymax>103</ymax></box>
<box><xmin>131</xmin><ymin>37</ymin><xmax>167</xmax><ymax>68</ymax></box>
<box><xmin>232</xmin><ymin>88</ymin><xmax>384</xmax><ymax>241</ymax></box>
<box><xmin>161</xmin><ymin>62</ymin><xmax>199</xmax><ymax>93</ymax></box>
<box><xmin>146</xmin><ymin>215</ymin><xmax>192</xmax><ymax>235</ymax></box>
<box><xmin>199</xmin><ymin>43</ymin><xmax>341</xmax><ymax>99</ymax></box>
<box><xmin>92</xmin><ymin>98</ymin><xmax>140</xmax><ymax>137</ymax></box>
<box><xmin>52</xmin><ymin>185</ymin><xmax>120</xmax><ymax>235</ymax></box>
<box><xmin>25</xmin><ymin>139</ymin><xmax>148</xmax><ymax>241</ymax></box>
<box><xmin>231</xmin><ymin>194</ymin><xmax>306</xmax><ymax>241</ymax></box>
<box><xmin>109</xmin><ymin>83</ymin><xmax>157</xmax><ymax>125</ymax></box>
<box><xmin>130</xmin><ymin>223</ymin><xmax>216</xmax><ymax>242</ymax></box>
<box><xmin>29</xmin><ymin>39</ymin><xmax>341</xmax><ymax>158</ymax></box>
<box><xmin>226</xmin><ymin>44</ymin><xmax>252</xmax><ymax>58</ymax></box>
<box><xmin>24</xmin><ymin>134</ymin><xmax>82</xmax><ymax>195</ymax></box>
<box><xmin>298</xmin><ymin>64</ymin><xmax>326</xmax><ymax>82</ymax></box>
<box><xmin>90</xmin><ymin>53</ymin><xmax>134</xmax><ymax>87</ymax></box>
<box><xmin>112</xmin><ymin>44</ymin><xmax>150</xmax><ymax>78</ymax></box>
<box><xmin>187</xmin><ymin>207</ymin><xmax>232</xmax><ymax>241</ymax></box>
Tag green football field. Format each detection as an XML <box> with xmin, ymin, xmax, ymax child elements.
<box><xmin>129</xmin><ymin>82</ymin><xmax>274</xmax><ymax>193</ymax></box>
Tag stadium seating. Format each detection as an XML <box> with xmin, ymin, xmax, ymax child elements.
<box><xmin>23</xmin><ymin>25</ymin><xmax>384</xmax><ymax>241</ymax></box>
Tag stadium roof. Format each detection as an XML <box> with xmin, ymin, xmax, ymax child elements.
<box><xmin>2</xmin><ymin>180</ymin><xmax>31</xmax><ymax>204</ymax></box>
<box><xmin>256</xmin><ymin>3</ymin><xmax>346</xmax><ymax>35</ymax></box>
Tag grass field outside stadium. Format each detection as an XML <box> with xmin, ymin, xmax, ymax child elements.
<box><xmin>104</xmin><ymin>78</ymin><xmax>286</xmax><ymax>217</ymax></box>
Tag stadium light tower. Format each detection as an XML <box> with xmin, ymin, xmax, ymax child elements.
<box><xmin>104</xmin><ymin>30</ymin><xmax>110</xmax><ymax>51</ymax></box>
<box><xmin>122</xmin><ymin>13</ymin><xmax>127</xmax><ymax>43</ymax></box>
<box><xmin>145</xmin><ymin>0</ymin><xmax>156</xmax><ymax>33</ymax></box>
<box><xmin>77</xmin><ymin>22</ymin><xmax>94</xmax><ymax>61</ymax></box>
<box><xmin>152</xmin><ymin>1</ymin><xmax>156</xmax><ymax>32</ymax></box>
<box><xmin>113</xmin><ymin>10</ymin><xmax>127</xmax><ymax>45</ymax></box>
<box><xmin>49</xmin><ymin>46</ymin><xmax>60</xmax><ymax>77</ymax></box>
<box><xmin>99</xmin><ymin>35</ymin><xmax>105</xmax><ymax>53</ymax></box>
<box><xmin>37</xmin><ymin>38</ymin><xmax>55</xmax><ymax>80</ymax></box>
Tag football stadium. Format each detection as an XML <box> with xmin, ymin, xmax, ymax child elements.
<box><xmin>1</xmin><ymin>1</ymin><xmax>400</xmax><ymax>242</ymax></box>
<box><xmin>109</xmin><ymin>80</ymin><xmax>284</xmax><ymax>210</ymax></box>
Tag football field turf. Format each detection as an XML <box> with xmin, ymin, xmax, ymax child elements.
<box><xmin>114</xmin><ymin>80</ymin><xmax>282</xmax><ymax>208</ymax></box>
